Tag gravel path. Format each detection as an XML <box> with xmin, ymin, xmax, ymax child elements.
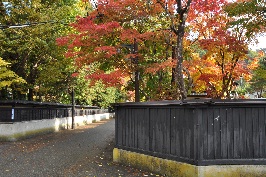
<box><xmin>0</xmin><ymin>119</ymin><xmax>162</xmax><ymax>177</ymax></box>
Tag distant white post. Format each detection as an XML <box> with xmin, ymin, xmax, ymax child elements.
<box><xmin>11</xmin><ymin>108</ymin><xmax>14</xmax><ymax>120</ymax></box>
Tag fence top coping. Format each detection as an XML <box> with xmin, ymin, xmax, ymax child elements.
<box><xmin>0</xmin><ymin>100</ymin><xmax>99</xmax><ymax>109</ymax></box>
<box><xmin>113</xmin><ymin>99</ymin><xmax>266</xmax><ymax>107</ymax></box>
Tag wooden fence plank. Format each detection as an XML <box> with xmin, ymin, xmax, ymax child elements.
<box><xmin>213</xmin><ymin>108</ymin><xmax>221</xmax><ymax>159</ymax></box>
<box><xmin>114</xmin><ymin>100</ymin><xmax>266</xmax><ymax>166</ymax></box>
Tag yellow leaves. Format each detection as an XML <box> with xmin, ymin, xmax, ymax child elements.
<box><xmin>0</xmin><ymin>59</ymin><xmax>10</xmax><ymax>67</ymax></box>
<box><xmin>247</xmin><ymin>58</ymin><xmax>259</xmax><ymax>70</ymax></box>
<box><xmin>194</xmin><ymin>80</ymin><xmax>207</xmax><ymax>93</ymax></box>
<box><xmin>0</xmin><ymin>81</ymin><xmax>14</xmax><ymax>88</ymax></box>
<box><xmin>258</xmin><ymin>50</ymin><xmax>265</xmax><ymax>58</ymax></box>
<box><xmin>185</xmin><ymin>45</ymin><xmax>246</xmax><ymax>98</ymax></box>
<box><xmin>0</xmin><ymin>57</ymin><xmax>26</xmax><ymax>88</ymax></box>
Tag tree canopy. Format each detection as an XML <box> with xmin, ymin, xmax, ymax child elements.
<box><xmin>0</xmin><ymin>0</ymin><xmax>265</xmax><ymax>105</ymax></box>
<box><xmin>57</xmin><ymin>0</ymin><xmax>261</xmax><ymax>100</ymax></box>
<box><xmin>0</xmin><ymin>0</ymin><xmax>87</xmax><ymax>100</ymax></box>
<box><xmin>225</xmin><ymin>0</ymin><xmax>266</xmax><ymax>38</ymax></box>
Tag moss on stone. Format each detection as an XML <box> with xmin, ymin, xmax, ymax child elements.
<box><xmin>113</xmin><ymin>148</ymin><xmax>266</xmax><ymax>177</ymax></box>
<box><xmin>113</xmin><ymin>148</ymin><xmax>197</xmax><ymax>177</ymax></box>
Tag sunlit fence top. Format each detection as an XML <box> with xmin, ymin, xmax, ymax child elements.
<box><xmin>113</xmin><ymin>98</ymin><xmax>266</xmax><ymax>107</ymax></box>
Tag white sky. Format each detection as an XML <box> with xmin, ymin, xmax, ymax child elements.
<box><xmin>249</xmin><ymin>35</ymin><xmax>266</xmax><ymax>50</ymax></box>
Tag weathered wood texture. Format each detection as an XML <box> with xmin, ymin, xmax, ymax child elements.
<box><xmin>0</xmin><ymin>100</ymin><xmax>103</xmax><ymax>122</ymax></box>
<box><xmin>114</xmin><ymin>99</ymin><xmax>266</xmax><ymax>166</ymax></box>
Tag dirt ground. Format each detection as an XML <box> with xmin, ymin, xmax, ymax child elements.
<box><xmin>0</xmin><ymin>119</ymin><xmax>164</xmax><ymax>177</ymax></box>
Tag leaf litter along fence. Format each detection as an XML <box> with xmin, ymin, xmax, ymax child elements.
<box><xmin>113</xmin><ymin>99</ymin><xmax>266</xmax><ymax>165</ymax></box>
<box><xmin>0</xmin><ymin>100</ymin><xmax>107</xmax><ymax>123</ymax></box>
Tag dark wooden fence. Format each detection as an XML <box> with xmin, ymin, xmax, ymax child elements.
<box><xmin>113</xmin><ymin>99</ymin><xmax>266</xmax><ymax>166</ymax></box>
<box><xmin>0</xmin><ymin>100</ymin><xmax>106</xmax><ymax>122</ymax></box>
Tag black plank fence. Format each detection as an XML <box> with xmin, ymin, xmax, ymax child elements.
<box><xmin>113</xmin><ymin>99</ymin><xmax>266</xmax><ymax>166</ymax></box>
<box><xmin>0</xmin><ymin>100</ymin><xmax>107</xmax><ymax>122</ymax></box>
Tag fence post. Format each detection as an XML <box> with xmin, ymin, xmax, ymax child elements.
<box><xmin>71</xmin><ymin>88</ymin><xmax>75</xmax><ymax>129</ymax></box>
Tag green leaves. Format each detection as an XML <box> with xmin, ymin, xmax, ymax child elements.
<box><xmin>225</xmin><ymin>0</ymin><xmax>266</xmax><ymax>38</ymax></box>
<box><xmin>249</xmin><ymin>52</ymin><xmax>266</xmax><ymax>95</ymax></box>
<box><xmin>0</xmin><ymin>0</ymin><xmax>88</xmax><ymax>100</ymax></box>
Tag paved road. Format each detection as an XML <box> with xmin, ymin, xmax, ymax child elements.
<box><xmin>0</xmin><ymin>119</ymin><xmax>162</xmax><ymax>177</ymax></box>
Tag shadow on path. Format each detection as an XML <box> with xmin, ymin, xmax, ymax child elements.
<box><xmin>0</xmin><ymin>119</ymin><xmax>163</xmax><ymax>177</ymax></box>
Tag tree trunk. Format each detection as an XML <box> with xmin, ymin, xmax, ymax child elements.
<box><xmin>0</xmin><ymin>87</ymin><xmax>7</xmax><ymax>100</ymax></box>
<box><xmin>175</xmin><ymin>10</ymin><xmax>190</xmax><ymax>100</ymax></box>
<box><xmin>133</xmin><ymin>38</ymin><xmax>140</xmax><ymax>102</ymax></box>
<box><xmin>171</xmin><ymin>45</ymin><xmax>176</xmax><ymax>86</ymax></box>
<box><xmin>157</xmin><ymin>0</ymin><xmax>192</xmax><ymax>100</ymax></box>
<box><xmin>28</xmin><ymin>88</ymin><xmax>34</xmax><ymax>101</ymax></box>
<box><xmin>175</xmin><ymin>34</ymin><xmax>186</xmax><ymax>99</ymax></box>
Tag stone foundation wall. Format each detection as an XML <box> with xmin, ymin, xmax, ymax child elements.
<box><xmin>0</xmin><ymin>113</ymin><xmax>114</xmax><ymax>141</ymax></box>
<box><xmin>113</xmin><ymin>148</ymin><xmax>266</xmax><ymax>177</ymax></box>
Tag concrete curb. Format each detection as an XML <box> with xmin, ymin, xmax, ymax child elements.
<box><xmin>0</xmin><ymin>113</ymin><xmax>115</xmax><ymax>141</ymax></box>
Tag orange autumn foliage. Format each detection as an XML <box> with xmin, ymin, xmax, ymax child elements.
<box><xmin>57</xmin><ymin>0</ymin><xmax>255</xmax><ymax>100</ymax></box>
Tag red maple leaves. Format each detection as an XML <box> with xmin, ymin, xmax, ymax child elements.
<box><xmin>56</xmin><ymin>0</ymin><xmax>256</xmax><ymax>99</ymax></box>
